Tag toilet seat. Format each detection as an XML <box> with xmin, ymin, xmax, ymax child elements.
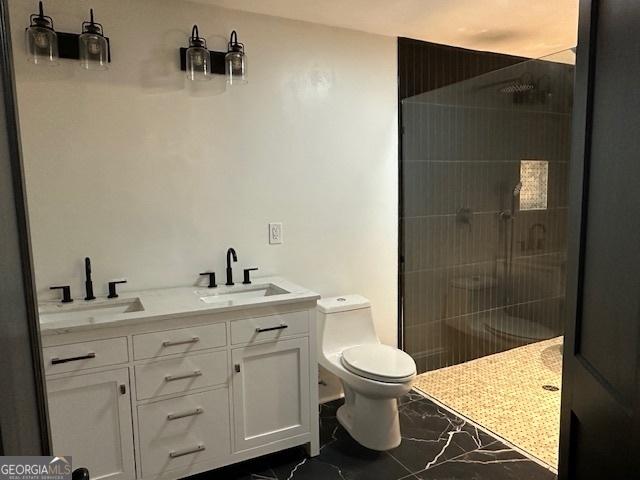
<box><xmin>341</xmin><ymin>344</ymin><xmax>416</xmax><ymax>383</ymax></box>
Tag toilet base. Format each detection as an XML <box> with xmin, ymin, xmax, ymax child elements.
<box><xmin>336</xmin><ymin>384</ymin><xmax>402</xmax><ymax>451</ymax></box>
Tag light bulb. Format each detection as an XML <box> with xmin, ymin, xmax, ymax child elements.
<box><xmin>33</xmin><ymin>31</ymin><xmax>50</xmax><ymax>49</ymax></box>
<box><xmin>87</xmin><ymin>37</ymin><xmax>102</xmax><ymax>55</ymax></box>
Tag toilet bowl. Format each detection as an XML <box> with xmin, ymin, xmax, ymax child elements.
<box><xmin>317</xmin><ymin>295</ymin><xmax>416</xmax><ymax>451</ymax></box>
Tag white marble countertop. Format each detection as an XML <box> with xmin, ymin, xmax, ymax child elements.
<box><xmin>38</xmin><ymin>277</ymin><xmax>320</xmax><ymax>336</ymax></box>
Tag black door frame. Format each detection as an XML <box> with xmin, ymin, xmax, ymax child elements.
<box><xmin>0</xmin><ymin>0</ymin><xmax>51</xmax><ymax>455</ymax></box>
<box><xmin>558</xmin><ymin>0</ymin><xmax>596</xmax><ymax>473</ymax></box>
<box><xmin>559</xmin><ymin>0</ymin><xmax>640</xmax><ymax>477</ymax></box>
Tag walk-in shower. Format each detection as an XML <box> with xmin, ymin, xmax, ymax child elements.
<box><xmin>399</xmin><ymin>47</ymin><xmax>575</xmax><ymax>468</ymax></box>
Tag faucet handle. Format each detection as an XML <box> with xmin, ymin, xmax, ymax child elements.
<box><xmin>108</xmin><ymin>279</ymin><xmax>127</xmax><ymax>299</ymax></box>
<box><xmin>199</xmin><ymin>272</ymin><xmax>217</xmax><ymax>288</ymax></box>
<box><xmin>50</xmin><ymin>285</ymin><xmax>73</xmax><ymax>303</ymax></box>
<box><xmin>242</xmin><ymin>268</ymin><xmax>259</xmax><ymax>285</ymax></box>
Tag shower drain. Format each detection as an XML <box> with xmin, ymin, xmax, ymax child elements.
<box><xmin>542</xmin><ymin>385</ymin><xmax>560</xmax><ymax>392</ymax></box>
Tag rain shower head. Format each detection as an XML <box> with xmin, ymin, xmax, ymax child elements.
<box><xmin>499</xmin><ymin>82</ymin><xmax>534</xmax><ymax>94</ymax></box>
<box><xmin>499</xmin><ymin>73</ymin><xmax>535</xmax><ymax>94</ymax></box>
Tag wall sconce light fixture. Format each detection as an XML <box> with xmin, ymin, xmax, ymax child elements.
<box><xmin>179</xmin><ymin>27</ymin><xmax>247</xmax><ymax>85</ymax></box>
<box><xmin>26</xmin><ymin>1</ymin><xmax>58</xmax><ymax>65</ymax></box>
<box><xmin>26</xmin><ymin>2</ymin><xmax>111</xmax><ymax>67</ymax></box>
<box><xmin>225</xmin><ymin>30</ymin><xmax>247</xmax><ymax>85</ymax></box>
<box><xmin>79</xmin><ymin>9</ymin><xmax>109</xmax><ymax>70</ymax></box>
<box><xmin>185</xmin><ymin>25</ymin><xmax>211</xmax><ymax>81</ymax></box>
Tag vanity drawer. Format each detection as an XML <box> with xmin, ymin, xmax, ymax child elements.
<box><xmin>230</xmin><ymin>311</ymin><xmax>309</xmax><ymax>345</ymax></box>
<box><xmin>133</xmin><ymin>323</ymin><xmax>227</xmax><ymax>360</ymax></box>
<box><xmin>43</xmin><ymin>337</ymin><xmax>128</xmax><ymax>375</ymax></box>
<box><xmin>137</xmin><ymin>389</ymin><xmax>230</xmax><ymax>477</ymax></box>
<box><xmin>135</xmin><ymin>350</ymin><xmax>228</xmax><ymax>400</ymax></box>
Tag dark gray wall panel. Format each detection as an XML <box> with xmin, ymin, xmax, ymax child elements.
<box><xmin>0</xmin><ymin>0</ymin><xmax>50</xmax><ymax>455</ymax></box>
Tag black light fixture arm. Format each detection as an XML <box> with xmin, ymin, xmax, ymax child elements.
<box><xmin>82</xmin><ymin>8</ymin><xmax>104</xmax><ymax>36</ymax></box>
<box><xmin>30</xmin><ymin>1</ymin><xmax>54</xmax><ymax>29</ymax></box>
<box><xmin>189</xmin><ymin>24</ymin><xmax>206</xmax><ymax>48</ymax></box>
<box><xmin>228</xmin><ymin>30</ymin><xmax>244</xmax><ymax>53</ymax></box>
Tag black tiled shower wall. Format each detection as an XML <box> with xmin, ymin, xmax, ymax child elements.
<box><xmin>399</xmin><ymin>39</ymin><xmax>574</xmax><ymax>373</ymax></box>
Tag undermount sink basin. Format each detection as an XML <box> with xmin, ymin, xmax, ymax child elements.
<box><xmin>39</xmin><ymin>297</ymin><xmax>144</xmax><ymax>324</ymax></box>
<box><xmin>197</xmin><ymin>283</ymin><xmax>290</xmax><ymax>305</ymax></box>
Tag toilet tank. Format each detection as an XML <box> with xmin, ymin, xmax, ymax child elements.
<box><xmin>317</xmin><ymin>295</ymin><xmax>380</xmax><ymax>356</ymax></box>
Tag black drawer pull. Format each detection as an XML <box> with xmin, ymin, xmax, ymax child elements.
<box><xmin>169</xmin><ymin>444</ymin><xmax>205</xmax><ymax>458</ymax></box>
<box><xmin>164</xmin><ymin>370</ymin><xmax>202</xmax><ymax>382</ymax></box>
<box><xmin>51</xmin><ymin>352</ymin><xmax>96</xmax><ymax>365</ymax></box>
<box><xmin>167</xmin><ymin>407</ymin><xmax>204</xmax><ymax>421</ymax></box>
<box><xmin>255</xmin><ymin>324</ymin><xmax>288</xmax><ymax>333</ymax></box>
<box><xmin>162</xmin><ymin>337</ymin><xmax>200</xmax><ymax>347</ymax></box>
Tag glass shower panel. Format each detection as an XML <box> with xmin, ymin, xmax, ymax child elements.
<box><xmin>401</xmin><ymin>50</ymin><xmax>575</xmax><ymax>373</ymax></box>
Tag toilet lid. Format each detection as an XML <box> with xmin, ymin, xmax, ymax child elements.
<box><xmin>341</xmin><ymin>344</ymin><xmax>416</xmax><ymax>383</ymax></box>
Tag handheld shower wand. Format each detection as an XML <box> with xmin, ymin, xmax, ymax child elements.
<box><xmin>504</xmin><ymin>182</ymin><xmax>522</xmax><ymax>306</ymax></box>
<box><xmin>511</xmin><ymin>182</ymin><xmax>522</xmax><ymax>218</ymax></box>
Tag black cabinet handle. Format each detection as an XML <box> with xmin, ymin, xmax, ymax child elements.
<box><xmin>51</xmin><ymin>352</ymin><xmax>96</xmax><ymax>365</ymax></box>
<box><xmin>255</xmin><ymin>324</ymin><xmax>288</xmax><ymax>333</ymax></box>
<box><xmin>108</xmin><ymin>279</ymin><xmax>127</xmax><ymax>299</ymax></box>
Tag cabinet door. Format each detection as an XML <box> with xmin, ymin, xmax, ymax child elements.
<box><xmin>47</xmin><ymin>369</ymin><xmax>135</xmax><ymax>480</ymax></box>
<box><xmin>232</xmin><ymin>338</ymin><xmax>310</xmax><ymax>451</ymax></box>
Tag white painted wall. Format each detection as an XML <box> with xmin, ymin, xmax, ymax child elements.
<box><xmin>9</xmin><ymin>0</ymin><xmax>398</xmax><ymax>346</ymax></box>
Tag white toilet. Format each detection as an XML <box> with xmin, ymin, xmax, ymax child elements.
<box><xmin>317</xmin><ymin>295</ymin><xmax>417</xmax><ymax>451</ymax></box>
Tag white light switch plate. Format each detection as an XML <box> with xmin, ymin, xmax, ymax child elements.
<box><xmin>269</xmin><ymin>223</ymin><xmax>283</xmax><ymax>244</ymax></box>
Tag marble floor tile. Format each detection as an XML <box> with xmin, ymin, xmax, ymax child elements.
<box><xmin>409</xmin><ymin>441</ymin><xmax>556</xmax><ymax>480</ymax></box>
<box><xmin>185</xmin><ymin>391</ymin><xmax>556</xmax><ymax>480</ymax></box>
<box><xmin>387</xmin><ymin>398</ymin><xmax>495</xmax><ymax>473</ymax></box>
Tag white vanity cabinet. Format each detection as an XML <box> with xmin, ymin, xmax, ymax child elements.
<box><xmin>42</xmin><ymin>296</ymin><xmax>319</xmax><ymax>480</ymax></box>
<box><xmin>232</xmin><ymin>337</ymin><xmax>310</xmax><ymax>450</ymax></box>
<box><xmin>47</xmin><ymin>368</ymin><xmax>136</xmax><ymax>480</ymax></box>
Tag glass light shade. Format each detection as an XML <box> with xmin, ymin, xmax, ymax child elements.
<box><xmin>225</xmin><ymin>50</ymin><xmax>247</xmax><ymax>85</ymax></box>
<box><xmin>79</xmin><ymin>32</ymin><xmax>108</xmax><ymax>70</ymax></box>
<box><xmin>186</xmin><ymin>46</ymin><xmax>210</xmax><ymax>81</ymax></box>
<box><xmin>26</xmin><ymin>25</ymin><xmax>58</xmax><ymax>65</ymax></box>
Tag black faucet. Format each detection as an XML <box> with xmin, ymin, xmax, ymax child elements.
<box><xmin>243</xmin><ymin>268</ymin><xmax>259</xmax><ymax>285</ymax></box>
<box><xmin>199</xmin><ymin>272</ymin><xmax>217</xmax><ymax>288</ymax></box>
<box><xmin>108</xmin><ymin>279</ymin><xmax>127</xmax><ymax>299</ymax></box>
<box><xmin>84</xmin><ymin>257</ymin><xmax>96</xmax><ymax>300</ymax></box>
<box><xmin>226</xmin><ymin>248</ymin><xmax>238</xmax><ymax>286</ymax></box>
<box><xmin>50</xmin><ymin>285</ymin><xmax>73</xmax><ymax>303</ymax></box>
